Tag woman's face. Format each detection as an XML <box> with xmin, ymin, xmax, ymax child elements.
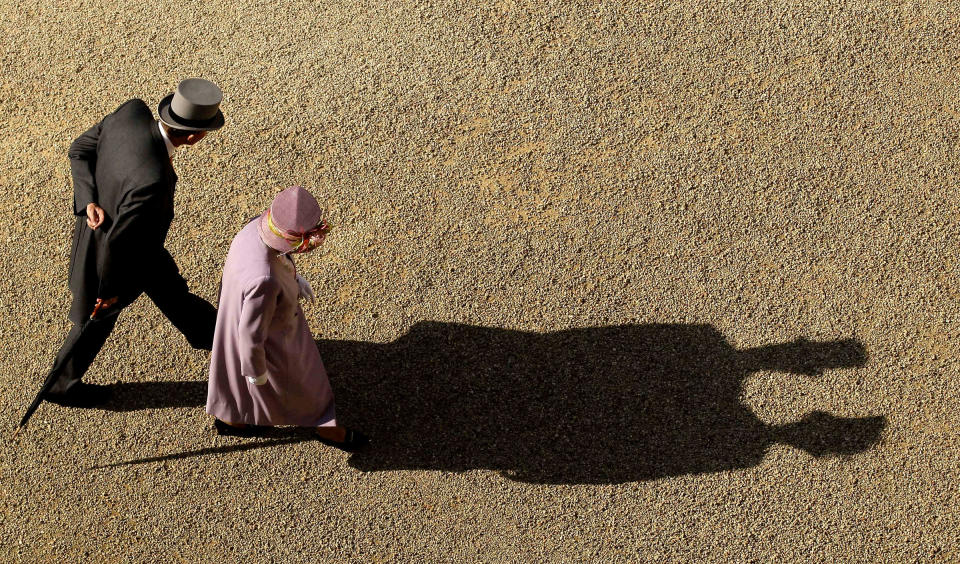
<box><xmin>291</xmin><ymin>223</ymin><xmax>330</xmax><ymax>254</ymax></box>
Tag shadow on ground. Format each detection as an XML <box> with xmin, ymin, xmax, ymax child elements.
<box><xmin>98</xmin><ymin>322</ymin><xmax>886</xmax><ymax>484</ymax></box>
<box><xmin>101</xmin><ymin>381</ymin><xmax>207</xmax><ymax>412</ymax></box>
<box><xmin>324</xmin><ymin>322</ymin><xmax>885</xmax><ymax>484</ymax></box>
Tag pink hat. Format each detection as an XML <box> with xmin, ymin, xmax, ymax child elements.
<box><xmin>258</xmin><ymin>186</ymin><xmax>327</xmax><ymax>253</ymax></box>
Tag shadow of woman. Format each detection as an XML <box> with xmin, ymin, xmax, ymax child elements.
<box><xmin>319</xmin><ymin>322</ymin><xmax>886</xmax><ymax>485</ymax></box>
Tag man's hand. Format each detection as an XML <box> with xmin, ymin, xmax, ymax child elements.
<box><xmin>90</xmin><ymin>296</ymin><xmax>119</xmax><ymax>320</ymax></box>
<box><xmin>86</xmin><ymin>203</ymin><xmax>106</xmax><ymax>230</ymax></box>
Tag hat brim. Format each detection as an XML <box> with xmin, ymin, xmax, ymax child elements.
<box><xmin>257</xmin><ymin>212</ymin><xmax>295</xmax><ymax>253</ymax></box>
<box><xmin>157</xmin><ymin>93</ymin><xmax>225</xmax><ymax>132</ymax></box>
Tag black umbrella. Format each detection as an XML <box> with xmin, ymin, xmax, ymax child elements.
<box><xmin>18</xmin><ymin>304</ymin><xmax>122</xmax><ymax>429</ymax></box>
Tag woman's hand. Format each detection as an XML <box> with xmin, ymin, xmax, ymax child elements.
<box><xmin>296</xmin><ymin>274</ymin><xmax>315</xmax><ymax>301</ymax></box>
<box><xmin>246</xmin><ymin>373</ymin><xmax>269</xmax><ymax>386</ymax></box>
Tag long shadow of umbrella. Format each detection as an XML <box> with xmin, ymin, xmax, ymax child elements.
<box><xmin>90</xmin><ymin>436</ymin><xmax>311</xmax><ymax>469</ymax></box>
<box><xmin>88</xmin><ymin>384</ymin><xmax>314</xmax><ymax>468</ymax></box>
<box><xmin>319</xmin><ymin>322</ymin><xmax>886</xmax><ymax>485</ymax></box>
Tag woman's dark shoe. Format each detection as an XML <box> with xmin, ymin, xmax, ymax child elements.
<box><xmin>45</xmin><ymin>382</ymin><xmax>113</xmax><ymax>408</ymax></box>
<box><xmin>315</xmin><ymin>428</ymin><xmax>369</xmax><ymax>452</ymax></box>
<box><xmin>213</xmin><ymin>418</ymin><xmax>265</xmax><ymax>437</ymax></box>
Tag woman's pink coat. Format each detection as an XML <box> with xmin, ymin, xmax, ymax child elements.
<box><xmin>206</xmin><ymin>220</ymin><xmax>336</xmax><ymax>427</ymax></box>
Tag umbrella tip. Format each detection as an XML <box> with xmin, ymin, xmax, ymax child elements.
<box><xmin>13</xmin><ymin>420</ymin><xmax>29</xmax><ymax>436</ymax></box>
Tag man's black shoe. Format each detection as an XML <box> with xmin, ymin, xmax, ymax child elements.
<box><xmin>46</xmin><ymin>382</ymin><xmax>113</xmax><ymax>408</ymax></box>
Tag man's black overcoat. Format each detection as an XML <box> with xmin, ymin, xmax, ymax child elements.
<box><xmin>67</xmin><ymin>99</ymin><xmax>178</xmax><ymax>323</ymax></box>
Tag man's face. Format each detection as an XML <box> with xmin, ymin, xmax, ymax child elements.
<box><xmin>173</xmin><ymin>131</ymin><xmax>207</xmax><ymax>147</ymax></box>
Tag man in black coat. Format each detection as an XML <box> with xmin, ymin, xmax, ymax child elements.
<box><xmin>47</xmin><ymin>78</ymin><xmax>226</xmax><ymax>407</ymax></box>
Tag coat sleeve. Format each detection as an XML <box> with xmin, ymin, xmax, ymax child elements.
<box><xmin>68</xmin><ymin>121</ymin><xmax>102</xmax><ymax>215</ymax></box>
<box><xmin>237</xmin><ymin>276</ymin><xmax>281</xmax><ymax>382</ymax></box>
<box><xmin>96</xmin><ymin>182</ymin><xmax>168</xmax><ymax>299</ymax></box>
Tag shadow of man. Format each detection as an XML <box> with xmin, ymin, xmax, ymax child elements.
<box><xmin>319</xmin><ymin>322</ymin><xmax>886</xmax><ymax>485</ymax></box>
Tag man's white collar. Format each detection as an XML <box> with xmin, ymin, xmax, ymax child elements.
<box><xmin>157</xmin><ymin>122</ymin><xmax>176</xmax><ymax>158</ymax></box>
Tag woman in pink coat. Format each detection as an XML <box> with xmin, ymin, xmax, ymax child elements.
<box><xmin>206</xmin><ymin>186</ymin><xmax>366</xmax><ymax>449</ymax></box>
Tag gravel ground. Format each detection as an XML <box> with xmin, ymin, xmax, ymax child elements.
<box><xmin>1</xmin><ymin>0</ymin><xmax>959</xmax><ymax>561</ymax></box>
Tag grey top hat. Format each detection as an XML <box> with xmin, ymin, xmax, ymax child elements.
<box><xmin>158</xmin><ymin>78</ymin><xmax>225</xmax><ymax>131</ymax></box>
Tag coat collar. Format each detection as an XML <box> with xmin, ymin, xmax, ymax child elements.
<box><xmin>156</xmin><ymin>122</ymin><xmax>176</xmax><ymax>158</ymax></box>
<box><xmin>149</xmin><ymin>120</ymin><xmax>178</xmax><ymax>184</ymax></box>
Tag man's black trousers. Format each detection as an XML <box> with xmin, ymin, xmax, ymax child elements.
<box><xmin>50</xmin><ymin>249</ymin><xmax>216</xmax><ymax>393</ymax></box>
